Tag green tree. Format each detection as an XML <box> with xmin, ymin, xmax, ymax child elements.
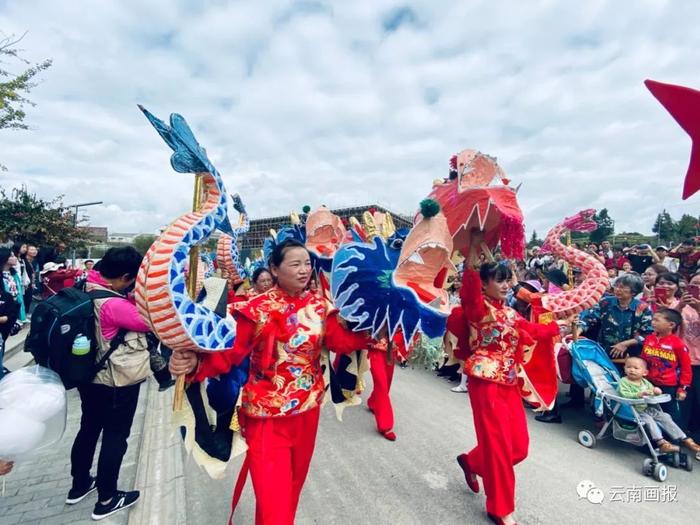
<box><xmin>674</xmin><ymin>214</ymin><xmax>698</xmax><ymax>242</ymax></box>
<box><xmin>589</xmin><ymin>208</ymin><xmax>615</xmax><ymax>244</ymax></box>
<box><xmin>132</xmin><ymin>234</ymin><xmax>157</xmax><ymax>255</ymax></box>
<box><xmin>0</xmin><ymin>185</ymin><xmax>91</xmax><ymax>246</ymax></box>
<box><xmin>527</xmin><ymin>230</ymin><xmax>542</xmax><ymax>248</ymax></box>
<box><xmin>89</xmin><ymin>245</ymin><xmax>108</xmax><ymax>259</ymax></box>
<box><xmin>652</xmin><ymin>209</ymin><xmax>675</xmax><ymax>244</ymax></box>
<box><xmin>1</xmin><ymin>32</ymin><xmax>52</xmax><ymax>170</ymax></box>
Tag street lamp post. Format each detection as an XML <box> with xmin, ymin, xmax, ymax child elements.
<box><xmin>611</xmin><ymin>219</ymin><xmax>616</xmax><ymax>246</ymax></box>
<box><xmin>67</xmin><ymin>201</ymin><xmax>103</xmax><ymax>267</ymax></box>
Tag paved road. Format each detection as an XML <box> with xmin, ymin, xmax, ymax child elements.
<box><xmin>0</xmin><ymin>385</ymin><xmax>146</xmax><ymax>525</ymax></box>
<box><xmin>184</xmin><ymin>366</ymin><xmax>700</xmax><ymax>525</ymax></box>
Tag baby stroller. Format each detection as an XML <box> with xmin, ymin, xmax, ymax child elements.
<box><xmin>568</xmin><ymin>337</ymin><xmax>693</xmax><ymax>482</ymax></box>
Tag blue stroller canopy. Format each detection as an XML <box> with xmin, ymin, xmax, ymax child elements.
<box><xmin>569</xmin><ymin>338</ymin><xmax>637</xmax><ymax>423</ymax></box>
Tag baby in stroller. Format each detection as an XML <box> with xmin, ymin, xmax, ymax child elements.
<box><xmin>618</xmin><ymin>356</ymin><xmax>700</xmax><ymax>455</ymax></box>
<box><xmin>571</xmin><ymin>338</ymin><xmax>693</xmax><ymax>481</ymax></box>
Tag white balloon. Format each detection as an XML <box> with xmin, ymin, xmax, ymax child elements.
<box><xmin>0</xmin><ymin>408</ymin><xmax>47</xmax><ymax>457</ymax></box>
<box><xmin>0</xmin><ymin>383</ymin><xmax>66</xmax><ymax>421</ymax></box>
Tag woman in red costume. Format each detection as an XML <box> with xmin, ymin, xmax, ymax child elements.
<box><xmin>453</xmin><ymin>241</ymin><xmax>561</xmax><ymax>525</ymax></box>
<box><xmin>170</xmin><ymin>239</ymin><xmax>372</xmax><ymax>525</ymax></box>
<box><xmin>366</xmin><ymin>332</ymin><xmax>408</xmax><ymax>441</ymax></box>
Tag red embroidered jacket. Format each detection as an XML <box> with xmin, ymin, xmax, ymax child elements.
<box><xmin>192</xmin><ymin>287</ymin><xmax>369</xmax><ymax>418</ymax></box>
<box><xmin>640</xmin><ymin>333</ymin><xmax>691</xmax><ymax>390</ymax></box>
<box><xmin>454</xmin><ymin>269</ymin><xmax>559</xmax><ymax>386</ymax></box>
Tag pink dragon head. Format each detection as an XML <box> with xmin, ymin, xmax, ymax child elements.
<box><xmin>541</xmin><ymin>209</ymin><xmax>597</xmax><ymax>252</ymax></box>
<box><xmin>427</xmin><ymin>149</ymin><xmax>525</xmax><ymax>259</ymax></box>
<box><xmin>562</xmin><ymin>209</ymin><xmax>598</xmax><ymax>232</ymax></box>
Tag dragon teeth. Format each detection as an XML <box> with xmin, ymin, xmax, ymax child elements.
<box><xmin>408</xmin><ymin>252</ymin><xmax>425</xmax><ymax>265</ymax></box>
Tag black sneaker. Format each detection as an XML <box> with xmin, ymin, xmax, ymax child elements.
<box><xmin>66</xmin><ymin>476</ymin><xmax>97</xmax><ymax>504</ymax></box>
<box><xmin>91</xmin><ymin>490</ymin><xmax>140</xmax><ymax>521</ymax></box>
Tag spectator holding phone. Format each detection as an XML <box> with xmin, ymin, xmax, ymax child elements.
<box><xmin>643</xmin><ymin>264</ymin><xmax>671</xmax><ymax>302</ymax></box>
<box><xmin>656</xmin><ymin>245</ymin><xmax>679</xmax><ymax>273</ymax></box>
<box><xmin>652</xmin><ymin>272</ymin><xmax>682</xmax><ymax>311</ymax></box>
<box><xmin>668</xmin><ymin>239</ymin><xmax>700</xmax><ymax>281</ymax></box>
<box><xmin>628</xmin><ymin>244</ymin><xmax>657</xmax><ymax>274</ymax></box>
<box><xmin>674</xmin><ymin>271</ymin><xmax>700</xmax><ymax>431</ymax></box>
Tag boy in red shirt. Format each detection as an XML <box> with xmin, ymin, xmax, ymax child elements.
<box><xmin>640</xmin><ymin>308</ymin><xmax>693</xmax><ymax>432</ymax></box>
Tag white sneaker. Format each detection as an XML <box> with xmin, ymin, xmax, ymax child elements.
<box><xmin>451</xmin><ymin>385</ymin><xmax>468</xmax><ymax>393</ymax></box>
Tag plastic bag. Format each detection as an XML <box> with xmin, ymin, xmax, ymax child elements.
<box><xmin>0</xmin><ymin>366</ymin><xmax>67</xmax><ymax>460</ymax></box>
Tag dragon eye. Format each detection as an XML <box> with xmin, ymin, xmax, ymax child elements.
<box><xmin>390</xmin><ymin>239</ymin><xmax>404</xmax><ymax>249</ymax></box>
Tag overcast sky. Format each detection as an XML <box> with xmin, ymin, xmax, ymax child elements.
<box><xmin>1</xmin><ymin>0</ymin><xmax>699</xmax><ymax>237</ymax></box>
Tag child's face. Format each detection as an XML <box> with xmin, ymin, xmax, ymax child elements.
<box><xmin>622</xmin><ymin>262</ymin><xmax>632</xmax><ymax>272</ymax></box>
<box><xmin>607</xmin><ymin>268</ymin><xmax>617</xmax><ymax>278</ymax></box>
<box><xmin>624</xmin><ymin>358</ymin><xmax>647</xmax><ymax>381</ymax></box>
<box><xmin>651</xmin><ymin>312</ymin><xmax>675</xmax><ymax>335</ymax></box>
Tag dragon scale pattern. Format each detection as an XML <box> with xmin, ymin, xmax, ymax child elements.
<box><xmin>134</xmin><ymin>109</ymin><xmax>236</xmax><ymax>353</ymax></box>
<box><xmin>540</xmin><ymin>211</ymin><xmax>609</xmax><ymax>318</ymax></box>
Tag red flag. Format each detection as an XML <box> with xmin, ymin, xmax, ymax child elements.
<box><xmin>645</xmin><ymin>79</ymin><xmax>700</xmax><ymax>200</ymax></box>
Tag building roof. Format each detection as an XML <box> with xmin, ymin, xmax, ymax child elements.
<box><xmin>241</xmin><ymin>204</ymin><xmax>412</xmax><ymax>252</ymax></box>
<box><xmin>79</xmin><ymin>226</ymin><xmax>109</xmax><ymax>242</ymax></box>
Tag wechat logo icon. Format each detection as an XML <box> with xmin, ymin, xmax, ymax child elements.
<box><xmin>576</xmin><ymin>480</ymin><xmax>604</xmax><ymax>504</ymax></box>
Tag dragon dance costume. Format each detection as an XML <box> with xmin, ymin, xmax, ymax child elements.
<box><xmin>135</xmin><ymin>106</ymin><xmax>599</xmax><ymax>523</ymax></box>
<box><xmin>365</xmin><ymin>333</ymin><xmax>409</xmax><ymax>439</ymax></box>
<box><xmin>453</xmin><ymin>269</ymin><xmax>559</xmax><ymax>519</ymax></box>
<box><xmin>190</xmin><ymin>286</ymin><xmax>370</xmax><ymax>525</ymax></box>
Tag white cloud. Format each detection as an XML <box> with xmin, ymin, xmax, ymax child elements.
<box><xmin>1</xmin><ymin>0</ymin><xmax>698</xmax><ymax>240</ymax></box>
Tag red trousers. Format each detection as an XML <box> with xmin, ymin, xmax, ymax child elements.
<box><xmin>464</xmin><ymin>377</ymin><xmax>529</xmax><ymax>517</ymax></box>
<box><xmin>238</xmin><ymin>407</ymin><xmax>320</xmax><ymax>525</ymax></box>
<box><xmin>366</xmin><ymin>349</ymin><xmax>395</xmax><ymax>432</ymax></box>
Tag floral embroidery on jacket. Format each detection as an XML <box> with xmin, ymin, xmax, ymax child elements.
<box><xmin>238</xmin><ymin>288</ymin><xmax>331</xmax><ymax>418</ymax></box>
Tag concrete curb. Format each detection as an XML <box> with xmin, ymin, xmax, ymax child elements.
<box><xmin>128</xmin><ymin>379</ymin><xmax>187</xmax><ymax>525</ymax></box>
<box><xmin>3</xmin><ymin>328</ymin><xmax>32</xmax><ymax>370</ymax></box>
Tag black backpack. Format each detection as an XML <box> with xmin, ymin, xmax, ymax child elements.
<box><xmin>25</xmin><ymin>287</ymin><xmax>127</xmax><ymax>389</ymax></box>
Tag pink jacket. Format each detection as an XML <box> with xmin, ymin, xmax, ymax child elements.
<box><xmin>86</xmin><ymin>270</ymin><xmax>150</xmax><ymax>340</ymax></box>
<box><xmin>682</xmin><ymin>305</ymin><xmax>700</xmax><ymax>366</ymax></box>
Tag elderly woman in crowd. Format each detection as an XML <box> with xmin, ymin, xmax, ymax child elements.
<box><xmin>579</xmin><ymin>273</ymin><xmax>653</xmax><ymax>365</ymax></box>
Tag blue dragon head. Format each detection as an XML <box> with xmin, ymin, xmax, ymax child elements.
<box><xmin>331</xmin><ymin>201</ymin><xmax>454</xmax><ymax>347</ymax></box>
<box><xmin>331</xmin><ymin>240</ymin><xmax>451</xmax><ymax>348</ymax></box>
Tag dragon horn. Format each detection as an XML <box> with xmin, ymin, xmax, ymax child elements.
<box><xmin>349</xmin><ymin>216</ymin><xmax>367</xmax><ymax>240</ymax></box>
<box><xmin>269</xmin><ymin>229</ymin><xmax>277</xmax><ymax>240</ymax></box>
<box><xmin>363</xmin><ymin>211</ymin><xmax>379</xmax><ymax>240</ymax></box>
<box><xmin>382</xmin><ymin>214</ymin><xmax>396</xmax><ymax>239</ymax></box>
<box><xmin>290</xmin><ymin>212</ymin><xmax>301</xmax><ymax>225</ymax></box>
